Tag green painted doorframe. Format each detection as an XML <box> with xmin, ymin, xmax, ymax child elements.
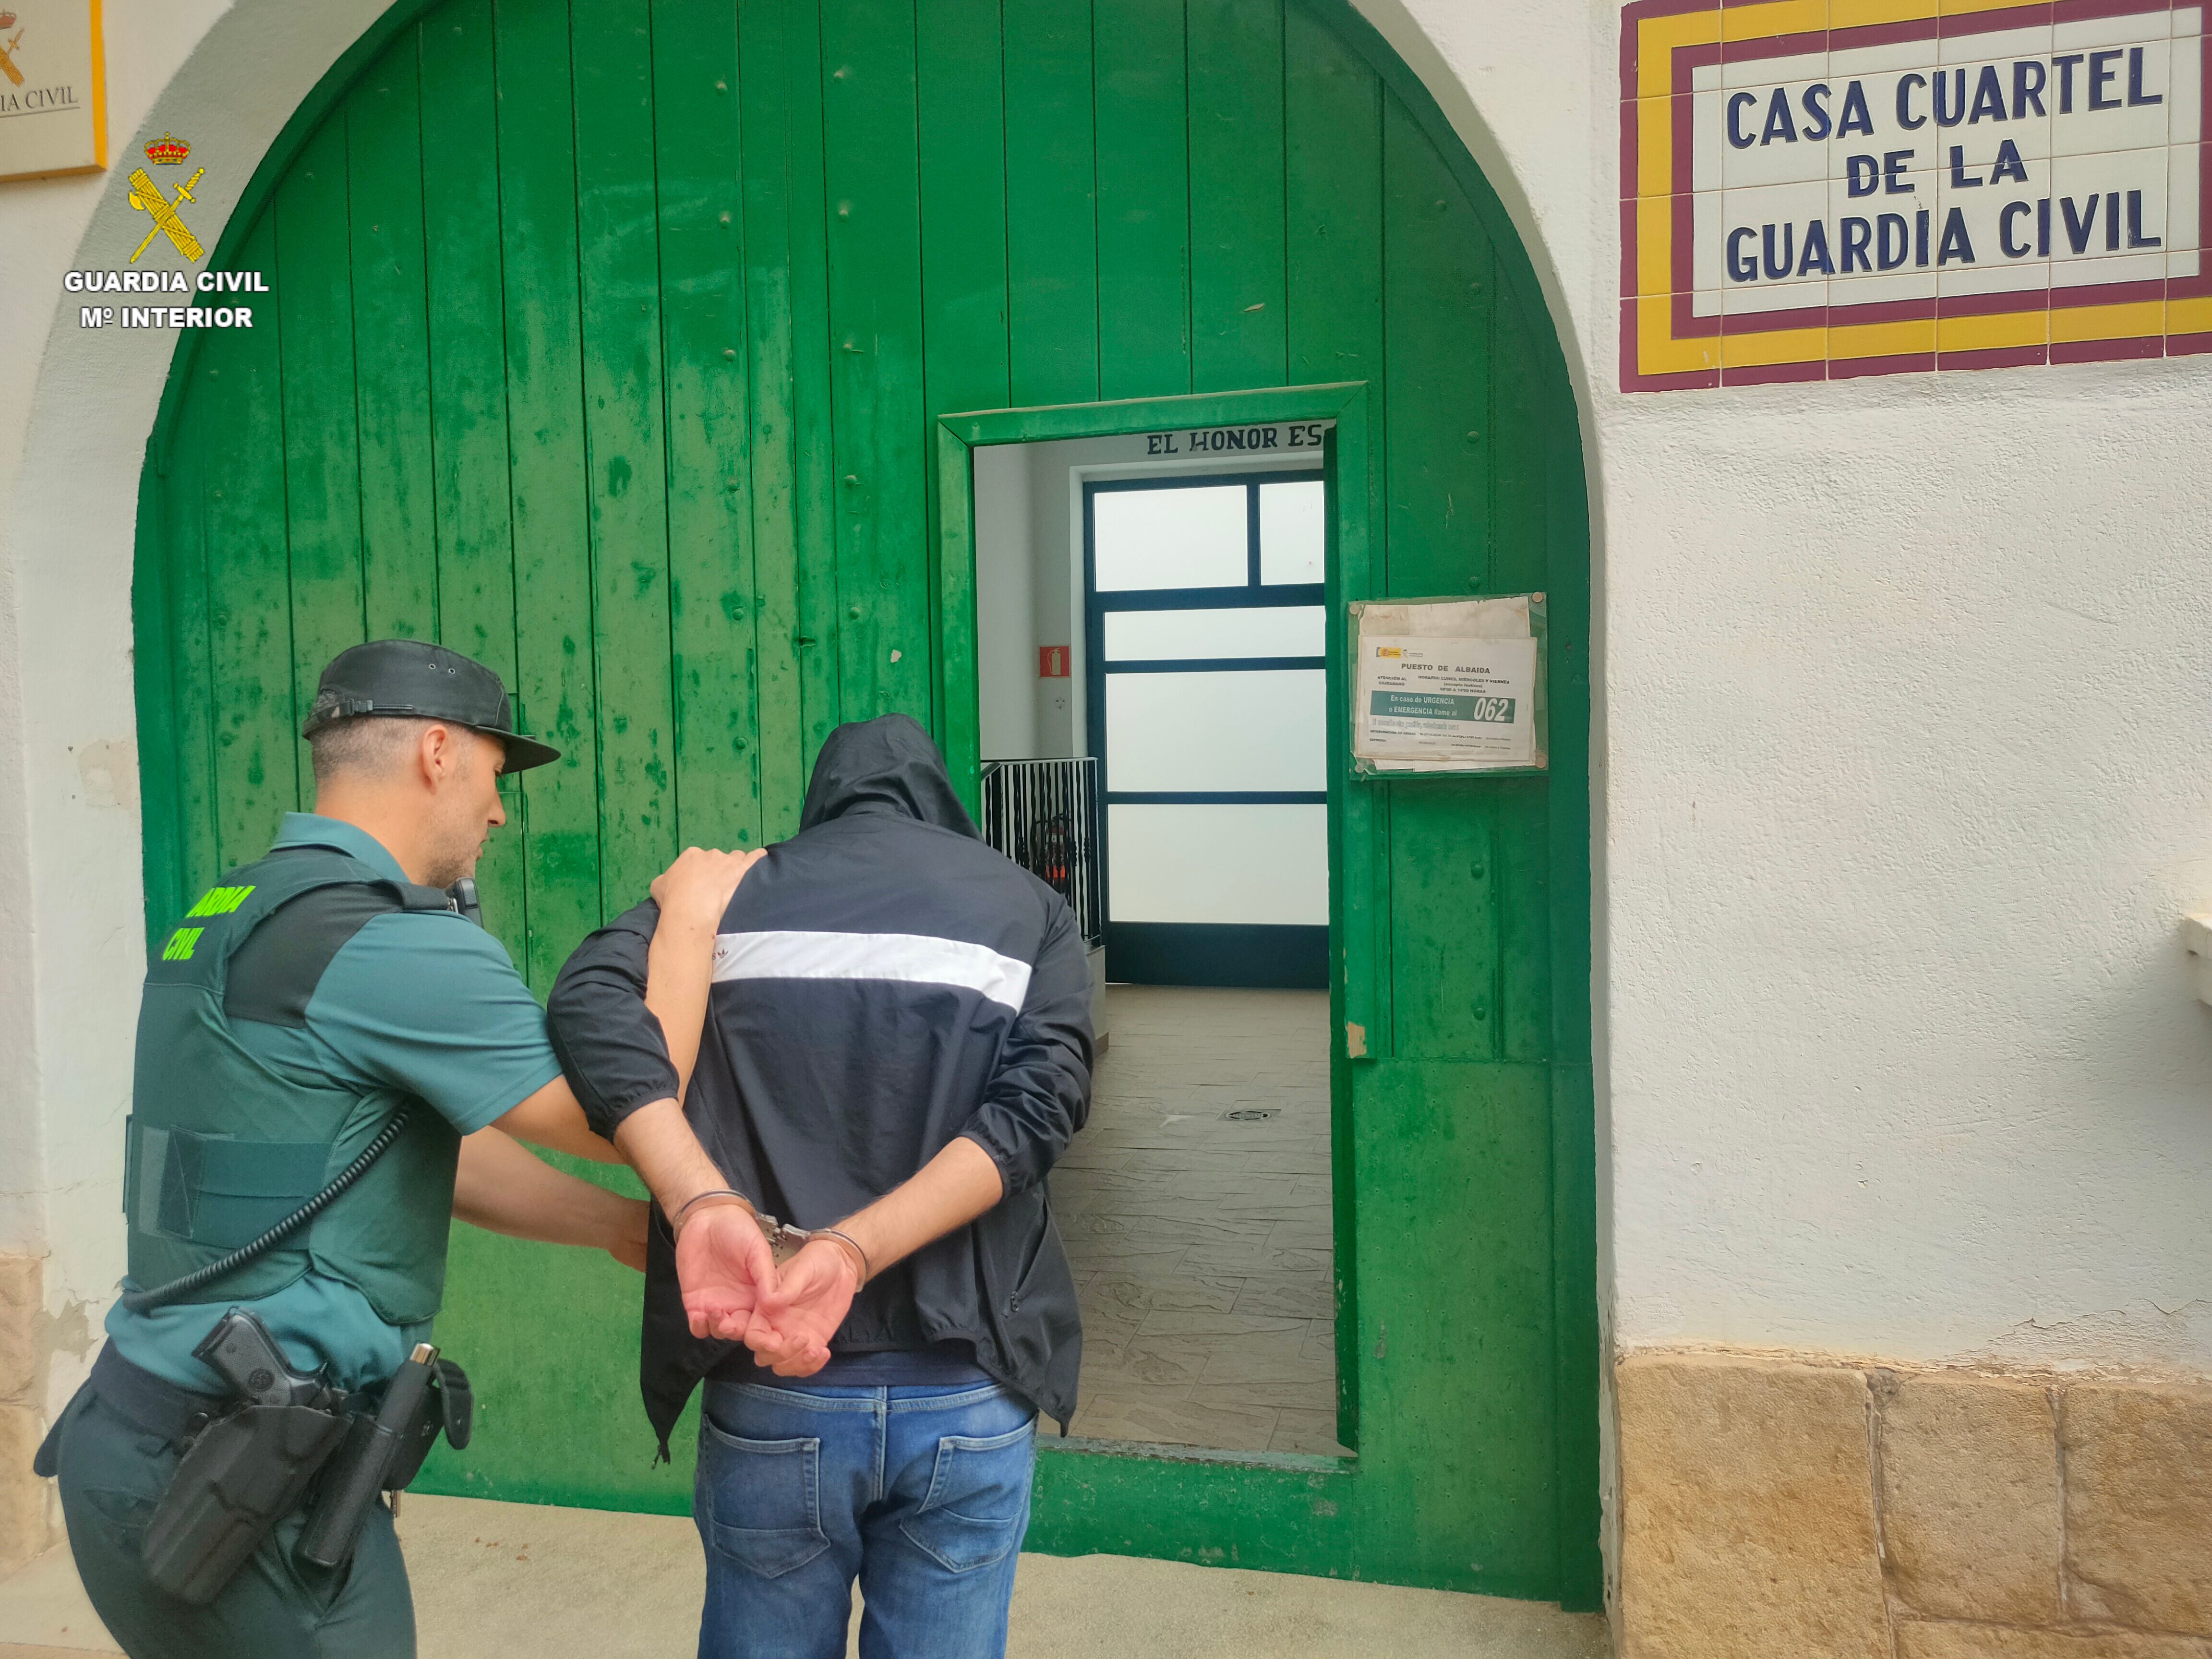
<box><xmin>129</xmin><ymin>0</ymin><xmax>1599</xmax><ymax>1608</ymax></box>
<box><xmin>935</xmin><ymin>382</ymin><xmax>1595</xmax><ymax>1602</ymax></box>
<box><xmin>937</xmin><ymin>382</ymin><xmax>1376</xmax><ymax>1462</ymax></box>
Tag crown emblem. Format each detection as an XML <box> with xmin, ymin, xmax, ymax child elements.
<box><xmin>145</xmin><ymin>132</ymin><xmax>191</xmax><ymax>166</ymax></box>
<box><xmin>0</xmin><ymin>13</ymin><xmax>18</xmax><ymax>28</ymax></box>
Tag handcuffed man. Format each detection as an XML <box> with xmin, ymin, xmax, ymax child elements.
<box><xmin>549</xmin><ymin>714</ymin><xmax>1094</xmax><ymax>1659</ymax></box>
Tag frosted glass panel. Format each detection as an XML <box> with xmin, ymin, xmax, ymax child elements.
<box><xmin>1106</xmin><ymin>670</ymin><xmax>1324</xmax><ymax>792</ymax></box>
<box><xmin>1094</xmin><ymin>486</ymin><xmax>1248</xmax><ymax>590</ymax></box>
<box><xmin>1103</xmin><ymin>607</ymin><xmax>1325</xmax><ymax>661</ymax></box>
<box><xmin>1108</xmin><ymin>803</ymin><xmax>1328</xmax><ymax>925</ymax></box>
<box><xmin>1259</xmin><ymin>480</ymin><xmax>1325</xmax><ymax>584</ymax></box>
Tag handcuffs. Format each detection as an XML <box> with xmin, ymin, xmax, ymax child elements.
<box><xmin>673</xmin><ymin>1189</ymin><xmax>872</xmax><ymax>1283</ymax></box>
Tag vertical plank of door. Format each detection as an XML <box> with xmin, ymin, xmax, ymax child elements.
<box><xmin>1544</xmin><ymin>361</ymin><xmax>1602</xmax><ymax>1611</ymax></box>
<box><xmin>656</xmin><ymin>0</ymin><xmax>762</xmax><ymax>852</ymax></box>
<box><xmin>202</xmin><ymin>216</ymin><xmax>296</xmax><ymax>870</ymax></box>
<box><xmin>1387</xmin><ymin>781</ymin><xmax>1498</xmax><ymax>1060</ymax></box>
<box><xmin>1003</xmin><ymin>0</ymin><xmax>1098</xmax><ymax>406</ymax></box>
<box><xmin>1490</xmin><ymin>292</ymin><xmax>1551</xmax><ymax>1063</ymax></box>
<box><xmin>1321</xmin><ymin>397</ymin><xmax>1372</xmax><ymax>1448</ymax></box>
<box><xmin>821</xmin><ymin>0</ymin><xmax>930</xmax><ymax>726</ymax></box>
<box><xmin>934</xmin><ymin>428</ymin><xmax>980</xmax><ymax>800</ymax></box>
<box><xmin>1288</xmin><ymin>18</ymin><xmax>1387</xmax><ymax>1051</ymax></box>
<box><xmin>1289</xmin><ymin>24</ymin><xmax>1387</xmax><ymax>1447</ymax></box>
<box><xmin>1495</xmin><ymin>774</ymin><xmax>1551</xmax><ymax>1063</ymax></box>
<box><xmin>348</xmin><ymin>42</ymin><xmax>439</xmax><ymax>643</ymax></box>
<box><xmin>916</xmin><ymin>0</ymin><xmax>1010</xmax><ymax>766</ymax></box>
<box><xmin>916</xmin><ymin>0</ymin><xmax>1009</xmax><ymax>421</ymax></box>
<box><xmin>1381</xmin><ymin>92</ymin><xmax>1492</xmax><ymax>599</ymax></box>
<box><xmin>135</xmin><ymin>469</ymin><xmax>182</xmax><ymax>935</ymax></box>
<box><xmin>1187</xmin><ymin>0</ymin><xmax>1286</xmax><ymax>391</ymax></box>
<box><xmin>421</xmin><ymin>0</ymin><xmax>528</xmax><ymax>971</ymax></box>
<box><xmin>574</xmin><ymin>0</ymin><xmax>678</xmax><ymax>909</ymax></box>
<box><xmin>275</xmin><ymin>117</ymin><xmax>366</xmax><ymax>805</ymax></box>
<box><xmin>154</xmin><ymin>392</ymin><xmax>217</xmax><ymax>908</ymax></box>
<box><xmin>494</xmin><ymin>0</ymin><xmax>601</xmax><ymax>984</ymax></box>
<box><xmin>1094</xmin><ymin>0</ymin><xmax>1190</xmax><ymax>399</ymax></box>
<box><xmin>736</xmin><ymin>0</ymin><xmax>808</xmax><ymax>839</ymax></box>
<box><xmin>783</xmin><ymin>0</ymin><xmax>843</xmax><ymax>773</ymax></box>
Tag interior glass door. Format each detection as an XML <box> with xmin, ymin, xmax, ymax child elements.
<box><xmin>1085</xmin><ymin>474</ymin><xmax>1329</xmax><ymax>989</ymax></box>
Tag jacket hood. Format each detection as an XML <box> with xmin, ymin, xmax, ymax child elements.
<box><xmin>798</xmin><ymin>714</ymin><xmax>978</xmax><ymax>836</ymax></box>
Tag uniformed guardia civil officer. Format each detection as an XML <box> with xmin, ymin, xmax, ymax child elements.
<box><xmin>33</xmin><ymin>641</ymin><xmax>744</xmax><ymax>1659</ymax></box>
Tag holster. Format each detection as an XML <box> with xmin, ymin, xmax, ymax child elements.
<box><xmin>298</xmin><ymin>1358</ymin><xmax>471</xmax><ymax>1570</ymax></box>
<box><xmin>140</xmin><ymin>1403</ymin><xmax>349</xmax><ymax>1604</ymax></box>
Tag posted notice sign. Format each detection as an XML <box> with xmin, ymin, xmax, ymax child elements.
<box><xmin>1351</xmin><ymin>597</ymin><xmax>1545</xmax><ymax>774</ymax></box>
<box><xmin>1621</xmin><ymin>0</ymin><xmax>2209</xmax><ymax>387</ymax></box>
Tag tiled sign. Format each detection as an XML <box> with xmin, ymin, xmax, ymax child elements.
<box><xmin>1620</xmin><ymin>0</ymin><xmax>2209</xmax><ymax>388</ymax></box>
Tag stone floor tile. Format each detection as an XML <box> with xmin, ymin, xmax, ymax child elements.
<box><xmin>1111</xmin><ymin>1342</ymin><xmax>1210</xmax><ymax>1389</ymax></box>
<box><xmin>1070</xmin><ymin>1395</ymin><xmax>1281</xmax><ymax>1452</ymax></box>
<box><xmin>1201</xmin><ymin>1338</ymin><xmax>1334</xmax><ymax>1388</ymax></box>
<box><xmin>1234</xmin><ymin>1279</ymin><xmax>1338</xmax><ymax>1319</ymax></box>
<box><xmin>1135</xmin><ymin>1310</ymin><xmax>1310</xmax><ymax>1340</ymax></box>
<box><xmin>1191</xmin><ymin>1378</ymin><xmax>1348</xmax><ymax>1412</ymax></box>
<box><xmin>1179</xmin><ymin>1245</ymin><xmax>1334</xmax><ymax>1280</ymax></box>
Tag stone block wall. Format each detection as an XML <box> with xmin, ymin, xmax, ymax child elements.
<box><xmin>1618</xmin><ymin>1351</ymin><xmax>2212</xmax><ymax>1659</ymax></box>
<box><xmin>0</xmin><ymin>1252</ymin><xmax>56</xmax><ymax>1575</ymax></box>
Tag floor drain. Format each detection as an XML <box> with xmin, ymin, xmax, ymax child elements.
<box><xmin>1221</xmin><ymin>1107</ymin><xmax>1279</xmax><ymax>1122</ymax></box>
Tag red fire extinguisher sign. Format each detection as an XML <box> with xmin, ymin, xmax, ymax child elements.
<box><xmin>1038</xmin><ymin>646</ymin><xmax>1070</xmax><ymax>679</ymax></box>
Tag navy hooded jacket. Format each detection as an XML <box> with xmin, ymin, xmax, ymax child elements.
<box><xmin>546</xmin><ymin>716</ymin><xmax>1093</xmax><ymax>1448</ymax></box>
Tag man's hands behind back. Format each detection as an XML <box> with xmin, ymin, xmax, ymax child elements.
<box><xmin>678</xmin><ymin>1202</ymin><xmax>781</xmax><ymax>1342</ymax></box>
<box><xmin>744</xmin><ymin>1241</ymin><xmax>862</xmax><ymax>1375</ymax></box>
<box><xmin>676</xmin><ymin>1209</ymin><xmax>858</xmax><ymax>1376</ymax></box>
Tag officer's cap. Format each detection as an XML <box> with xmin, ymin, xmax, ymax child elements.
<box><xmin>302</xmin><ymin>640</ymin><xmax>561</xmax><ymax>773</ymax></box>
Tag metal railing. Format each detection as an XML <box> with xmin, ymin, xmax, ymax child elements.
<box><xmin>980</xmin><ymin>757</ymin><xmax>1102</xmax><ymax>947</ymax></box>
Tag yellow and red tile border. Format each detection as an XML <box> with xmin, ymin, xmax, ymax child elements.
<box><xmin>1620</xmin><ymin>0</ymin><xmax>2212</xmax><ymax>389</ymax></box>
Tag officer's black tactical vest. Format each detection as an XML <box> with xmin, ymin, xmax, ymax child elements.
<box><xmin>125</xmin><ymin>844</ymin><xmax>467</xmax><ymax>1325</ymax></box>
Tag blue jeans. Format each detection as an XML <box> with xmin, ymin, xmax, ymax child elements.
<box><xmin>694</xmin><ymin>1377</ymin><xmax>1037</xmax><ymax>1659</ymax></box>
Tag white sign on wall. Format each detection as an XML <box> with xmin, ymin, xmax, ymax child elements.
<box><xmin>1622</xmin><ymin>0</ymin><xmax>2211</xmax><ymax>386</ymax></box>
<box><xmin>0</xmin><ymin>1</ymin><xmax>105</xmax><ymax>184</ymax></box>
<box><xmin>1693</xmin><ymin>16</ymin><xmax>2198</xmax><ymax>301</ymax></box>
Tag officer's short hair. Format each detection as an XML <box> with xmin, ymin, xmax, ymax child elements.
<box><xmin>306</xmin><ymin>715</ymin><xmax>437</xmax><ymax>786</ymax></box>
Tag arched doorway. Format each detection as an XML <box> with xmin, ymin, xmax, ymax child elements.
<box><xmin>133</xmin><ymin>0</ymin><xmax>1596</xmax><ymax>1602</ymax></box>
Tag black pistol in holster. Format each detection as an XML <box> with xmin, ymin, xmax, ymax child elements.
<box><xmin>138</xmin><ymin>1310</ymin><xmax>475</xmax><ymax>1603</ymax></box>
<box><xmin>141</xmin><ymin>1309</ymin><xmax>350</xmax><ymax>1604</ymax></box>
<box><xmin>298</xmin><ymin>1341</ymin><xmax>472</xmax><ymax>1569</ymax></box>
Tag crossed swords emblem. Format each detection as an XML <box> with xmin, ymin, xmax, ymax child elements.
<box><xmin>0</xmin><ymin>28</ymin><xmax>204</xmax><ymax>264</ymax></box>
<box><xmin>128</xmin><ymin>165</ymin><xmax>206</xmax><ymax>264</ymax></box>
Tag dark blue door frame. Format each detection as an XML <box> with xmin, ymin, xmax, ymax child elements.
<box><xmin>1083</xmin><ymin>472</ymin><xmax>1329</xmax><ymax>990</ymax></box>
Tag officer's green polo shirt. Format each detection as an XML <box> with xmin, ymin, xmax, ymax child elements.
<box><xmin>106</xmin><ymin>812</ymin><xmax>564</xmax><ymax>1393</ymax></box>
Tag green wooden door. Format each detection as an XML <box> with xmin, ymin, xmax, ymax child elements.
<box><xmin>134</xmin><ymin>0</ymin><xmax>1595</xmax><ymax>1605</ymax></box>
